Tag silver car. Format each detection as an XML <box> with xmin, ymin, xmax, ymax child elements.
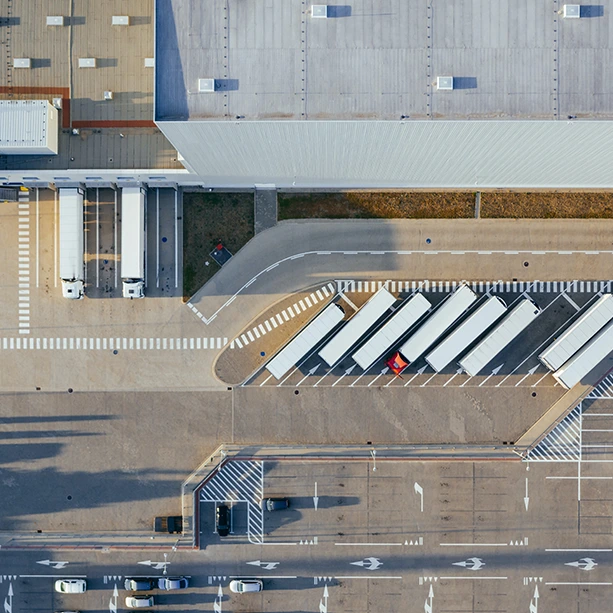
<box><xmin>125</xmin><ymin>595</ymin><xmax>154</xmax><ymax>609</ymax></box>
<box><xmin>229</xmin><ymin>579</ymin><xmax>263</xmax><ymax>593</ymax></box>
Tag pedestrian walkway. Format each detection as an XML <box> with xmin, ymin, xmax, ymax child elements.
<box><xmin>254</xmin><ymin>186</ymin><xmax>277</xmax><ymax>234</ymax></box>
<box><xmin>525</xmin><ymin>404</ymin><xmax>582</xmax><ymax>462</ymax></box>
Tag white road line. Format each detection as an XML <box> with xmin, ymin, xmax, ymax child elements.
<box><xmin>335</xmin><ymin>542</ymin><xmax>403</xmax><ymax>546</ymax></box>
<box><xmin>334</xmin><ymin>576</ymin><xmax>402</xmax><ymax>580</ymax></box>
<box><xmin>114</xmin><ymin>188</ymin><xmax>118</xmax><ymax>287</ymax></box>
<box><xmin>561</xmin><ymin>292</ymin><xmax>581</xmax><ymax>311</ymax></box>
<box><xmin>546</xmin><ymin>476</ymin><xmax>612</xmax><ymax>480</ymax></box>
<box><xmin>54</xmin><ymin>190</ymin><xmax>58</xmax><ymax>286</ymax></box>
<box><xmin>174</xmin><ymin>188</ymin><xmax>178</xmax><ymax>288</ymax></box>
<box><xmin>545</xmin><ymin>582</ymin><xmax>612</xmax><ymax>586</ymax></box>
<box><xmin>35</xmin><ymin>188</ymin><xmax>39</xmax><ymax>288</ymax></box>
<box><xmin>545</xmin><ymin>548</ymin><xmax>613</xmax><ymax>552</ymax></box>
<box><xmin>156</xmin><ymin>188</ymin><xmax>160</xmax><ymax>288</ymax></box>
<box><xmin>96</xmin><ymin>188</ymin><xmax>100</xmax><ymax>287</ymax></box>
<box><xmin>438</xmin><ymin>577</ymin><xmax>508</xmax><ymax>581</ymax></box>
<box><xmin>440</xmin><ymin>543</ymin><xmax>508</xmax><ymax>547</ymax></box>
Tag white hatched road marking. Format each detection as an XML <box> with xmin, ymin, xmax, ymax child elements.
<box><xmin>587</xmin><ymin>374</ymin><xmax>613</xmax><ymax>399</ymax></box>
<box><xmin>199</xmin><ymin>460</ymin><xmax>264</xmax><ymax>543</ymax></box>
<box><xmin>526</xmin><ymin>404</ymin><xmax>582</xmax><ymax>462</ymax></box>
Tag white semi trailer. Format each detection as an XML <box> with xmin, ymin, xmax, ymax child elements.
<box><xmin>121</xmin><ymin>186</ymin><xmax>146</xmax><ymax>298</ymax></box>
<box><xmin>553</xmin><ymin>320</ymin><xmax>613</xmax><ymax>389</ymax></box>
<box><xmin>459</xmin><ymin>298</ymin><xmax>540</xmax><ymax>377</ymax></box>
<box><xmin>319</xmin><ymin>287</ymin><xmax>396</xmax><ymax>367</ymax></box>
<box><xmin>352</xmin><ymin>293</ymin><xmax>431</xmax><ymax>371</ymax></box>
<box><xmin>425</xmin><ymin>296</ymin><xmax>507</xmax><ymax>372</ymax></box>
<box><xmin>397</xmin><ymin>284</ymin><xmax>478</xmax><ymax>364</ymax></box>
<box><xmin>539</xmin><ymin>294</ymin><xmax>613</xmax><ymax>371</ymax></box>
<box><xmin>59</xmin><ymin>187</ymin><xmax>85</xmax><ymax>299</ymax></box>
<box><xmin>266</xmin><ymin>303</ymin><xmax>345</xmax><ymax>380</ymax></box>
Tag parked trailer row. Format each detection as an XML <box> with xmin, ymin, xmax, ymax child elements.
<box><xmin>459</xmin><ymin>299</ymin><xmax>541</xmax><ymax>377</ymax></box>
<box><xmin>59</xmin><ymin>187</ymin><xmax>85</xmax><ymax>300</ymax></box>
<box><xmin>121</xmin><ymin>186</ymin><xmax>147</xmax><ymax>299</ymax></box>
<box><xmin>539</xmin><ymin>294</ymin><xmax>613</xmax><ymax>371</ymax></box>
<box><xmin>266</xmin><ymin>303</ymin><xmax>345</xmax><ymax>380</ymax></box>
<box><xmin>553</xmin><ymin>320</ymin><xmax>613</xmax><ymax>389</ymax></box>
<box><xmin>319</xmin><ymin>287</ymin><xmax>396</xmax><ymax>367</ymax></box>
<box><xmin>397</xmin><ymin>284</ymin><xmax>478</xmax><ymax>364</ymax></box>
<box><xmin>352</xmin><ymin>293</ymin><xmax>431</xmax><ymax>371</ymax></box>
<box><xmin>425</xmin><ymin>296</ymin><xmax>507</xmax><ymax>373</ymax></box>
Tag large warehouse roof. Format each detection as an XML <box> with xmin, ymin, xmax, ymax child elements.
<box><xmin>156</xmin><ymin>0</ymin><xmax>613</xmax><ymax>121</ymax></box>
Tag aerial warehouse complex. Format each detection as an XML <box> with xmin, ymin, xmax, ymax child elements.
<box><xmin>2</xmin><ymin>2</ymin><xmax>613</xmax><ymax>613</ymax></box>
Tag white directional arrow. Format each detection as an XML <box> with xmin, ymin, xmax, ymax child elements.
<box><xmin>36</xmin><ymin>559</ymin><xmax>69</xmax><ymax>570</ymax></box>
<box><xmin>319</xmin><ymin>584</ymin><xmax>329</xmax><ymax>613</ymax></box>
<box><xmin>530</xmin><ymin>584</ymin><xmax>539</xmax><ymax>613</ymax></box>
<box><xmin>246</xmin><ymin>560</ymin><xmax>280</xmax><ymax>571</ymax></box>
<box><xmin>350</xmin><ymin>557</ymin><xmax>383</xmax><ymax>571</ymax></box>
<box><xmin>515</xmin><ymin>365</ymin><xmax>539</xmax><ymax>387</ymax></box>
<box><xmin>368</xmin><ymin>366</ymin><xmax>389</xmax><ymax>387</ymax></box>
<box><xmin>524</xmin><ymin>478</ymin><xmax>530</xmax><ymax>511</ymax></box>
<box><xmin>138</xmin><ymin>560</ymin><xmax>168</xmax><ymax>570</ymax></box>
<box><xmin>424</xmin><ymin>583</ymin><xmax>434</xmax><ymax>613</ymax></box>
<box><xmin>298</xmin><ymin>365</ymin><xmax>320</xmax><ymax>386</ymax></box>
<box><xmin>4</xmin><ymin>582</ymin><xmax>13</xmax><ymax>613</ymax></box>
<box><xmin>478</xmin><ymin>364</ymin><xmax>504</xmax><ymax>387</ymax></box>
<box><xmin>333</xmin><ymin>364</ymin><xmax>356</xmax><ymax>387</ymax></box>
<box><xmin>404</xmin><ymin>365</ymin><xmax>428</xmax><ymax>387</ymax></box>
<box><xmin>108</xmin><ymin>583</ymin><xmax>118</xmax><ymax>613</ymax></box>
<box><xmin>443</xmin><ymin>368</ymin><xmax>463</xmax><ymax>387</ymax></box>
<box><xmin>214</xmin><ymin>584</ymin><xmax>223</xmax><ymax>613</ymax></box>
<box><xmin>313</xmin><ymin>481</ymin><xmax>319</xmax><ymax>510</ymax></box>
<box><xmin>565</xmin><ymin>558</ymin><xmax>598</xmax><ymax>571</ymax></box>
<box><xmin>452</xmin><ymin>557</ymin><xmax>485</xmax><ymax>571</ymax></box>
<box><xmin>414</xmin><ymin>482</ymin><xmax>424</xmax><ymax>512</ymax></box>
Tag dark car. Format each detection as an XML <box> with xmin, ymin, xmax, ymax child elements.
<box><xmin>216</xmin><ymin>504</ymin><xmax>230</xmax><ymax>536</ymax></box>
<box><xmin>124</xmin><ymin>578</ymin><xmax>156</xmax><ymax>591</ymax></box>
<box><xmin>261</xmin><ymin>497</ymin><xmax>290</xmax><ymax>511</ymax></box>
<box><xmin>154</xmin><ymin>516</ymin><xmax>182</xmax><ymax>534</ymax></box>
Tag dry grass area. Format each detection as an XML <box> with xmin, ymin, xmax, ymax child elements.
<box><xmin>481</xmin><ymin>192</ymin><xmax>613</xmax><ymax>218</ymax></box>
<box><xmin>278</xmin><ymin>192</ymin><xmax>475</xmax><ymax>219</ymax></box>
<box><xmin>183</xmin><ymin>191</ymin><xmax>254</xmax><ymax>299</ymax></box>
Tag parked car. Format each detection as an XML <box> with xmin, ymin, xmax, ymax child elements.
<box><xmin>154</xmin><ymin>515</ymin><xmax>182</xmax><ymax>533</ymax></box>
<box><xmin>158</xmin><ymin>576</ymin><xmax>189</xmax><ymax>590</ymax></box>
<box><xmin>54</xmin><ymin>580</ymin><xmax>87</xmax><ymax>594</ymax></box>
<box><xmin>229</xmin><ymin>579</ymin><xmax>263</xmax><ymax>593</ymax></box>
<box><xmin>261</xmin><ymin>497</ymin><xmax>290</xmax><ymax>511</ymax></box>
<box><xmin>125</xmin><ymin>595</ymin><xmax>154</xmax><ymax>609</ymax></box>
<box><xmin>216</xmin><ymin>504</ymin><xmax>230</xmax><ymax>536</ymax></box>
<box><xmin>124</xmin><ymin>578</ymin><xmax>157</xmax><ymax>591</ymax></box>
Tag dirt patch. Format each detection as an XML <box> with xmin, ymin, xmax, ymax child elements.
<box><xmin>183</xmin><ymin>191</ymin><xmax>254</xmax><ymax>299</ymax></box>
<box><xmin>278</xmin><ymin>192</ymin><xmax>475</xmax><ymax>219</ymax></box>
<box><xmin>481</xmin><ymin>192</ymin><xmax>613</xmax><ymax>218</ymax></box>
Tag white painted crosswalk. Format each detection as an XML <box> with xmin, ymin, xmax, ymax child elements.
<box><xmin>17</xmin><ymin>190</ymin><xmax>31</xmax><ymax>334</ymax></box>
<box><xmin>0</xmin><ymin>337</ymin><xmax>228</xmax><ymax>350</ymax></box>
<box><xmin>526</xmin><ymin>404</ymin><xmax>582</xmax><ymax>462</ymax></box>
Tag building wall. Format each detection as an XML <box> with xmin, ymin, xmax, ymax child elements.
<box><xmin>155</xmin><ymin>120</ymin><xmax>613</xmax><ymax>189</ymax></box>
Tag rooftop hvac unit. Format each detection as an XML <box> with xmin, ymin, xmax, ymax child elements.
<box><xmin>312</xmin><ymin>5</ymin><xmax>328</xmax><ymax>18</ymax></box>
<box><xmin>198</xmin><ymin>78</ymin><xmax>216</xmax><ymax>93</ymax></box>
<box><xmin>112</xmin><ymin>15</ymin><xmax>131</xmax><ymax>25</ymax></box>
<box><xmin>563</xmin><ymin>4</ymin><xmax>581</xmax><ymax>17</ymax></box>
<box><xmin>144</xmin><ymin>58</ymin><xmax>155</xmax><ymax>68</ymax></box>
<box><xmin>104</xmin><ymin>91</ymin><xmax>114</xmax><ymax>100</ymax></box>
<box><xmin>13</xmin><ymin>58</ymin><xmax>31</xmax><ymax>69</ymax></box>
<box><xmin>78</xmin><ymin>58</ymin><xmax>97</xmax><ymax>68</ymax></box>
<box><xmin>52</xmin><ymin>97</ymin><xmax>63</xmax><ymax>109</ymax></box>
<box><xmin>46</xmin><ymin>16</ymin><xmax>65</xmax><ymax>26</ymax></box>
<box><xmin>436</xmin><ymin>76</ymin><xmax>454</xmax><ymax>90</ymax></box>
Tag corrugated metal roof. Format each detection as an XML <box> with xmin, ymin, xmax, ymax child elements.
<box><xmin>0</xmin><ymin>100</ymin><xmax>50</xmax><ymax>148</ymax></box>
<box><xmin>157</xmin><ymin>119</ymin><xmax>613</xmax><ymax>188</ymax></box>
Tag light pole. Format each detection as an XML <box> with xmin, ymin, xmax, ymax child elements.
<box><xmin>370</xmin><ymin>448</ymin><xmax>377</xmax><ymax>472</ymax></box>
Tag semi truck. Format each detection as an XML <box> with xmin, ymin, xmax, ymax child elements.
<box><xmin>459</xmin><ymin>298</ymin><xmax>540</xmax><ymax>377</ymax></box>
<box><xmin>553</xmin><ymin>320</ymin><xmax>613</xmax><ymax>389</ymax></box>
<box><xmin>352</xmin><ymin>293</ymin><xmax>431</xmax><ymax>371</ymax></box>
<box><xmin>395</xmin><ymin>284</ymin><xmax>478</xmax><ymax>365</ymax></box>
<box><xmin>319</xmin><ymin>287</ymin><xmax>396</xmax><ymax>367</ymax></box>
<box><xmin>59</xmin><ymin>187</ymin><xmax>85</xmax><ymax>299</ymax></box>
<box><xmin>121</xmin><ymin>186</ymin><xmax>146</xmax><ymax>298</ymax></box>
<box><xmin>266</xmin><ymin>303</ymin><xmax>345</xmax><ymax>380</ymax></box>
<box><xmin>425</xmin><ymin>295</ymin><xmax>507</xmax><ymax>372</ymax></box>
<box><xmin>539</xmin><ymin>293</ymin><xmax>613</xmax><ymax>371</ymax></box>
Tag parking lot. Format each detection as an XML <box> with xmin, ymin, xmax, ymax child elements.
<box><xmin>248</xmin><ymin>279</ymin><xmax>612</xmax><ymax>390</ymax></box>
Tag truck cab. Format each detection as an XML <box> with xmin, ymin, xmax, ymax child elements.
<box><xmin>122</xmin><ymin>280</ymin><xmax>145</xmax><ymax>299</ymax></box>
<box><xmin>61</xmin><ymin>279</ymin><xmax>84</xmax><ymax>300</ymax></box>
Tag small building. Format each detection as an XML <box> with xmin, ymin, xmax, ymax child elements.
<box><xmin>0</xmin><ymin>100</ymin><xmax>59</xmax><ymax>155</ymax></box>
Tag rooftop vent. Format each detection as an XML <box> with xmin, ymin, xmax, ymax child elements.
<box><xmin>78</xmin><ymin>58</ymin><xmax>97</xmax><ymax>68</ymax></box>
<box><xmin>198</xmin><ymin>78</ymin><xmax>216</xmax><ymax>93</ymax></box>
<box><xmin>104</xmin><ymin>91</ymin><xmax>114</xmax><ymax>100</ymax></box>
<box><xmin>562</xmin><ymin>4</ymin><xmax>581</xmax><ymax>17</ymax></box>
<box><xmin>46</xmin><ymin>16</ymin><xmax>65</xmax><ymax>26</ymax></box>
<box><xmin>436</xmin><ymin>76</ymin><xmax>454</xmax><ymax>90</ymax></box>
<box><xmin>144</xmin><ymin>58</ymin><xmax>155</xmax><ymax>68</ymax></box>
<box><xmin>52</xmin><ymin>98</ymin><xmax>62</xmax><ymax>109</ymax></box>
<box><xmin>112</xmin><ymin>15</ymin><xmax>131</xmax><ymax>25</ymax></box>
<box><xmin>311</xmin><ymin>5</ymin><xmax>328</xmax><ymax>18</ymax></box>
<box><xmin>13</xmin><ymin>58</ymin><xmax>31</xmax><ymax>69</ymax></box>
